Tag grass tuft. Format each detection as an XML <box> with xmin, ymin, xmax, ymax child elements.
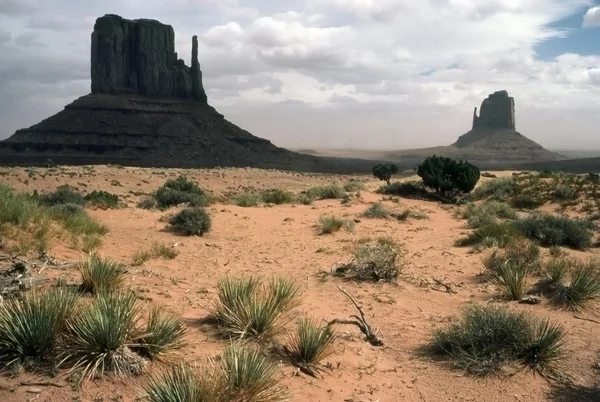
<box><xmin>142</xmin><ymin>362</ymin><xmax>214</xmax><ymax>402</ymax></box>
<box><xmin>317</xmin><ymin>215</ymin><xmax>354</xmax><ymax>234</ymax></box>
<box><xmin>362</xmin><ymin>202</ymin><xmax>390</xmax><ymax>219</ymax></box>
<box><xmin>133</xmin><ymin>307</ymin><xmax>187</xmax><ymax>361</ymax></box>
<box><xmin>286</xmin><ymin>317</ymin><xmax>336</xmax><ymax>373</ymax></box>
<box><xmin>78</xmin><ymin>254</ymin><xmax>127</xmax><ymax>294</ymax></box>
<box><xmin>168</xmin><ymin>207</ymin><xmax>212</xmax><ymax>236</ymax></box>
<box><xmin>552</xmin><ymin>260</ymin><xmax>600</xmax><ymax>310</ymax></box>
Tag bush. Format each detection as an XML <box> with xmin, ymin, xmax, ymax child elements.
<box><xmin>362</xmin><ymin>202</ymin><xmax>390</xmax><ymax>219</ymax></box>
<box><xmin>137</xmin><ymin>197</ymin><xmax>158</xmax><ymax>210</ymax></box>
<box><xmin>417</xmin><ymin>155</ymin><xmax>480</xmax><ymax>196</ymax></box>
<box><xmin>482</xmin><ymin>243</ymin><xmax>540</xmax><ymax>300</ymax></box>
<box><xmin>84</xmin><ymin>190</ymin><xmax>120</xmax><ymax>209</ymax></box>
<box><xmin>0</xmin><ymin>288</ymin><xmax>79</xmax><ymax>368</ymax></box>
<box><xmin>168</xmin><ymin>207</ymin><xmax>212</xmax><ymax>236</ymax></box>
<box><xmin>514</xmin><ymin>214</ymin><xmax>594</xmax><ymax>250</ymax></box>
<box><xmin>455</xmin><ymin>221</ymin><xmax>521</xmax><ymax>248</ymax></box>
<box><xmin>376</xmin><ymin>180</ymin><xmax>427</xmax><ymax>197</ymax></box>
<box><xmin>459</xmin><ymin>201</ymin><xmax>517</xmax><ymax>228</ymax></box>
<box><xmin>554</xmin><ymin>185</ymin><xmax>577</xmax><ymax>201</ymax></box>
<box><xmin>552</xmin><ymin>260</ymin><xmax>600</xmax><ymax>310</ymax></box>
<box><xmin>344</xmin><ymin>180</ymin><xmax>365</xmax><ymax>192</ymax></box>
<box><xmin>132</xmin><ymin>242</ymin><xmax>179</xmax><ymax>266</ymax></box>
<box><xmin>304</xmin><ymin>185</ymin><xmax>345</xmax><ymax>200</ymax></box>
<box><xmin>427</xmin><ymin>304</ymin><xmax>567</xmax><ymax>380</ymax></box>
<box><xmin>231</xmin><ymin>193</ymin><xmax>262</xmax><ymax>207</ymax></box>
<box><xmin>511</xmin><ymin>192</ymin><xmax>544</xmax><ymax>209</ymax></box>
<box><xmin>154</xmin><ymin>175</ymin><xmax>207</xmax><ymax>209</ymax></box>
<box><xmin>286</xmin><ymin>317</ymin><xmax>336</xmax><ymax>374</ymax></box>
<box><xmin>470</xmin><ymin>177</ymin><xmax>518</xmax><ymax>201</ymax></box>
<box><xmin>213</xmin><ymin>277</ymin><xmax>302</xmax><ymax>341</ymax></box>
<box><xmin>60</xmin><ymin>291</ymin><xmax>146</xmax><ymax>380</ymax></box>
<box><xmin>78</xmin><ymin>254</ymin><xmax>127</xmax><ymax>294</ymax></box>
<box><xmin>333</xmin><ymin>239</ymin><xmax>401</xmax><ymax>282</ymax></box>
<box><xmin>39</xmin><ymin>185</ymin><xmax>85</xmax><ymax>206</ymax></box>
<box><xmin>317</xmin><ymin>215</ymin><xmax>354</xmax><ymax>234</ymax></box>
<box><xmin>372</xmin><ymin>163</ymin><xmax>399</xmax><ymax>185</ymax></box>
<box><xmin>260</xmin><ymin>188</ymin><xmax>295</xmax><ymax>204</ymax></box>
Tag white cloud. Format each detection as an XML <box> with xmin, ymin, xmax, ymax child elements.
<box><xmin>0</xmin><ymin>0</ymin><xmax>599</xmax><ymax>151</ymax></box>
<box><xmin>583</xmin><ymin>5</ymin><xmax>600</xmax><ymax>27</ymax></box>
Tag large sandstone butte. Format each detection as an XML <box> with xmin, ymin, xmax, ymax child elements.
<box><xmin>386</xmin><ymin>90</ymin><xmax>562</xmax><ymax>163</ymax></box>
<box><xmin>0</xmin><ymin>14</ymin><xmax>338</xmax><ymax>171</ymax></box>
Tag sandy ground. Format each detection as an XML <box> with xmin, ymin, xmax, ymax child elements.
<box><xmin>0</xmin><ymin>165</ymin><xmax>599</xmax><ymax>402</ymax></box>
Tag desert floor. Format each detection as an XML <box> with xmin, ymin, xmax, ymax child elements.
<box><xmin>0</xmin><ymin>165</ymin><xmax>599</xmax><ymax>402</ymax></box>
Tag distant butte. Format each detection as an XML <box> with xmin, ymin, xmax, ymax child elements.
<box><xmin>0</xmin><ymin>14</ymin><xmax>334</xmax><ymax>171</ymax></box>
<box><xmin>385</xmin><ymin>90</ymin><xmax>563</xmax><ymax>163</ymax></box>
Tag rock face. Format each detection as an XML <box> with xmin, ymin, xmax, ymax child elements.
<box><xmin>0</xmin><ymin>14</ymin><xmax>346</xmax><ymax>172</ymax></box>
<box><xmin>90</xmin><ymin>14</ymin><xmax>206</xmax><ymax>101</ymax></box>
<box><xmin>471</xmin><ymin>90</ymin><xmax>515</xmax><ymax>131</ymax></box>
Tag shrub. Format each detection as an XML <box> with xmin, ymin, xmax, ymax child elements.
<box><xmin>168</xmin><ymin>207</ymin><xmax>212</xmax><ymax>236</ymax></box>
<box><xmin>218</xmin><ymin>343</ymin><xmax>287</xmax><ymax>402</ymax></box>
<box><xmin>78</xmin><ymin>254</ymin><xmax>127</xmax><ymax>294</ymax></box>
<box><xmin>60</xmin><ymin>291</ymin><xmax>146</xmax><ymax>380</ymax></box>
<box><xmin>483</xmin><ymin>244</ymin><xmax>538</xmax><ymax>300</ymax></box>
<box><xmin>372</xmin><ymin>163</ymin><xmax>399</xmax><ymax>185</ymax></box>
<box><xmin>39</xmin><ymin>185</ymin><xmax>85</xmax><ymax>206</ymax></box>
<box><xmin>376</xmin><ymin>180</ymin><xmax>427</xmax><ymax>197</ymax></box>
<box><xmin>132</xmin><ymin>242</ymin><xmax>179</xmax><ymax>266</ymax></box>
<box><xmin>133</xmin><ymin>307</ymin><xmax>187</xmax><ymax>360</ymax></box>
<box><xmin>0</xmin><ymin>288</ymin><xmax>79</xmax><ymax>368</ymax></box>
<box><xmin>552</xmin><ymin>260</ymin><xmax>600</xmax><ymax>310</ymax></box>
<box><xmin>317</xmin><ymin>215</ymin><xmax>354</xmax><ymax>234</ymax></box>
<box><xmin>260</xmin><ymin>188</ymin><xmax>295</xmax><ymax>204</ymax></box>
<box><xmin>511</xmin><ymin>192</ymin><xmax>544</xmax><ymax>210</ymax></box>
<box><xmin>427</xmin><ymin>304</ymin><xmax>567</xmax><ymax>379</ymax></box>
<box><xmin>231</xmin><ymin>193</ymin><xmax>262</xmax><ymax>207</ymax></box>
<box><xmin>459</xmin><ymin>201</ymin><xmax>517</xmax><ymax>228</ymax></box>
<box><xmin>514</xmin><ymin>214</ymin><xmax>594</xmax><ymax>250</ymax></box>
<box><xmin>84</xmin><ymin>190</ymin><xmax>120</xmax><ymax>209</ymax></box>
<box><xmin>143</xmin><ymin>363</ymin><xmax>214</xmax><ymax>402</ymax></box>
<box><xmin>554</xmin><ymin>185</ymin><xmax>577</xmax><ymax>201</ymax></box>
<box><xmin>362</xmin><ymin>202</ymin><xmax>390</xmax><ymax>219</ymax></box>
<box><xmin>543</xmin><ymin>258</ymin><xmax>570</xmax><ymax>285</ymax></box>
<box><xmin>333</xmin><ymin>239</ymin><xmax>401</xmax><ymax>282</ymax></box>
<box><xmin>213</xmin><ymin>277</ymin><xmax>302</xmax><ymax>341</ymax></box>
<box><xmin>470</xmin><ymin>177</ymin><xmax>518</xmax><ymax>201</ymax></box>
<box><xmin>455</xmin><ymin>221</ymin><xmax>521</xmax><ymax>248</ymax></box>
<box><xmin>137</xmin><ymin>197</ymin><xmax>158</xmax><ymax>210</ymax></box>
<box><xmin>305</xmin><ymin>185</ymin><xmax>345</xmax><ymax>200</ymax></box>
<box><xmin>155</xmin><ymin>175</ymin><xmax>207</xmax><ymax>209</ymax></box>
<box><xmin>417</xmin><ymin>155</ymin><xmax>480</xmax><ymax>196</ymax></box>
<box><xmin>286</xmin><ymin>317</ymin><xmax>336</xmax><ymax>374</ymax></box>
<box><xmin>344</xmin><ymin>180</ymin><xmax>365</xmax><ymax>192</ymax></box>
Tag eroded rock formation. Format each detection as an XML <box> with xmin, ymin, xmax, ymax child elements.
<box><xmin>0</xmin><ymin>14</ymin><xmax>335</xmax><ymax>171</ymax></box>
<box><xmin>90</xmin><ymin>14</ymin><xmax>206</xmax><ymax>101</ymax></box>
<box><xmin>471</xmin><ymin>90</ymin><xmax>515</xmax><ymax>130</ymax></box>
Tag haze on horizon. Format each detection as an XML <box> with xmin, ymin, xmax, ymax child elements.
<box><xmin>0</xmin><ymin>0</ymin><xmax>599</xmax><ymax>152</ymax></box>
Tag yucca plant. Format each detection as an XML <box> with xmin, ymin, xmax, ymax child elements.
<box><xmin>519</xmin><ymin>319</ymin><xmax>569</xmax><ymax>381</ymax></box>
<box><xmin>142</xmin><ymin>362</ymin><xmax>216</xmax><ymax>402</ymax></box>
<box><xmin>286</xmin><ymin>317</ymin><xmax>336</xmax><ymax>374</ymax></box>
<box><xmin>133</xmin><ymin>307</ymin><xmax>188</xmax><ymax>361</ymax></box>
<box><xmin>59</xmin><ymin>290</ymin><xmax>146</xmax><ymax>381</ymax></box>
<box><xmin>488</xmin><ymin>260</ymin><xmax>531</xmax><ymax>300</ymax></box>
<box><xmin>0</xmin><ymin>288</ymin><xmax>79</xmax><ymax>368</ymax></box>
<box><xmin>543</xmin><ymin>258</ymin><xmax>570</xmax><ymax>285</ymax></box>
<box><xmin>78</xmin><ymin>254</ymin><xmax>127</xmax><ymax>294</ymax></box>
<box><xmin>552</xmin><ymin>261</ymin><xmax>600</xmax><ymax>310</ymax></box>
<box><xmin>213</xmin><ymin>277</ymin><xmax>301</xmax><ymax>342</ymax></box>
<box><xmin>217</xmin><ymin>343</ymin><xmax>287</xmax><ymax>402</ymax></box>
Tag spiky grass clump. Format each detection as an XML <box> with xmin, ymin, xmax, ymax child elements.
<box><xmin>133</xmin><ymin>307</ymin><xmax>187</xmax><ymax>361</ymax></box>
<box><xmin>78</xmin><ymin>254</ymin><xmax>127</xmax><ymax>294</ymax></box>
<box><xmin>427</xmin><ymin>304</ymin><xmax>567</xmax><ymax>379</ymax></box>
<box><xmin>0</xmin><ymin>288</ymin><xmax>79</xmax><ymax>368</ymax></box>
<box><xmin>213</xmin><ymin>277</ymin><xmax>302</xmax><ymax>342</ymax></box>
<box><xmin>168</xmin><ymin>207</ymin><xmax>212</xmax><ymax>236</ymax></box>
<box><xmin>317</xmin><ymin>215</ymin><xmax>354</xmax><ymax>234</ymax></box>
<box><xmin>132</xmin><ymin>242</ymin><xmax>179</xmax><ymax>266</ymax></box>
<box><xmin>362</xmin><ymin>202</ymin><xmax>390</xmax><ymax>219</ymax></box>
<box><xmin>543</xmin><ymin>258</ymin><xmax>571</xmax><ymax>285</ymax></box>
<box><xmin>60</xmin><ymin>290</ymin><xmax>146</xmax><ymax>380</ymax></box>
<box><xmin>218</xmin><ymin>343</ymin><xmax>287</xmax><ymax>402</ymax></box>
<box><xmin>143</xmin><ymin>362</ymin><xmax>217</xmax><ymax>402</ymax></box>
<box><xmin>552</xmin><ymin>260</ymin><xmax>600</xmax><ymax>310</ymax></box>
<box><xmin>286</xmin><ymin>317</ymin><xmax>336</xmax><ymax>372</ymax></box>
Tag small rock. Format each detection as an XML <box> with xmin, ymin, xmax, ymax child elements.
<box><xmin>26</xmin><ymin>388</ymin><xmax>42</xmax><ymax>394</ymax></box>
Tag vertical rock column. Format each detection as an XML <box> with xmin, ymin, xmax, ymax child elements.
<box><xmin>191</xmin><ymin>35</ymin><xmax>208</xmax><ymax>103</ymax></box>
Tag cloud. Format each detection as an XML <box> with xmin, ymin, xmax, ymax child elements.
<box><xmin>0</xmin><ymin>0</ymin><xmax>599</xmax><ymax>151</ymax></box>
<box><xmin>583</xmin><ymin>6</ymin><xmax>600</xmax><ymax>27</ymax></box>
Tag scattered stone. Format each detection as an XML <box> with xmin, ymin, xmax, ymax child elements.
<box><xmin>519</xmin><ymin>295</ymin><xmax>541</xmax><ymax>304</ymax></box>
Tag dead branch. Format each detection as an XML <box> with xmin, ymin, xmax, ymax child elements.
<box><xmin>573</xmin><ymin>315</ymin><xmax>600</xmax><ymax>325</ymax></box>
<box><xmin>432</xmin><ymin>278</ymin><xmax>457</xmax><ymax>294</ymax></box>
<box><xmin>19</xmin><ymin>381</ymin><xmax>66</xmax><ymax>388</ymax></box>
<box><xmin>327</xmin><ymin>286</ymin><xmax>384</xmax><ymax>346</ymax></box>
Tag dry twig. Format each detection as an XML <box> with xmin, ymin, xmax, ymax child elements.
<box><xmin>327</xmin><ymin>286</ymin><xmax>384</xmax><ymax>346</ymax></box>
<box><xmin>432</xmin><ymin>278</ymin><xmax>457</xmax><ymax>294</ymax></box>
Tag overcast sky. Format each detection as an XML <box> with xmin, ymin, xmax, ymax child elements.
<box><xmin>1</xmin><ymin>0</ymin><xmax>599</xmax><ymax>150</ymax></box>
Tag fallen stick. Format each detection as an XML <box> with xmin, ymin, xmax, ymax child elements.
<box><xmin>19</xmin><ymin>381</ymin><xmax>66</xmax><ymax>388</ymax></box>
<box><xmin>327</xmin><ymin>286</ymin><xmax>384</xmax><ymax>346</ymax></box>
<box><xmin>573</xmin><ymin>315</ymin><xmax>600</xmax><ymax>325</ymax></box>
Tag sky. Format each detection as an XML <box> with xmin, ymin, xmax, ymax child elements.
<box><xmin>0</xmin><ymin>0</ymin><xmax>599</xmax><ymax>151</ymax></box>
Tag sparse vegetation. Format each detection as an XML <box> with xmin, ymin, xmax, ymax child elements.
<box><xmin>304</xmin><ymin>185</ymin><xmax>346</xmax><ymax>201</ymax></box>
<box><xmin>376</xmin><ymin>180</ymin><xmax>427</xmax><ymax>198</ymax></box>
<box><xmin>514</xmin><ymin>214</ymin><xmax>594</xmax><ymax>250</ymax></box>
<box><xmin>470</xmin><ymin>177</ymin><xmax>518</xmax><ymax>201</ymax></box>
<box><xmin>317</xmin><ymin>215</ymin><xmax>354</xmax><ymax>234</ymax></box>
<box><xmin>38</xmin><ymin>185</ymin><xmax>85</xmax><ymax>206</ymax></box>
<box><xmin>133</xmin><ymin>307</ymin><xmax>187</xmax><ymax>360</ymax></box>
<box><xmin>426</xmin><ymin>304</ymin><xmax>567</xmax><ymax>380</ymax></box>
<box><xmin>132</xmin><ymin>242</ymin><xmax>179</xmax><ymax>266</ymax></box>
<box><xmin>362</xmin><ymin>202</ymin><xmax>390</xmax><ymax>219</ymax></box>
<box><xmin>333</xmin><ymin>238</ymin><xmax>401</xmax><ymax>282</ymax></box>
<box><xmin>457</xmin><ymin>201</ymin><xmax>517</xmax><ymax>228</ymax></box>
<box><xmin>78</xmin><ymin>254</ymin><xmax>127</xmax><ymax>294</ymax></box>
<box><xmin>552</xmin><ymin>260</ymin><xmax>600</xmax><ymax>310</ymax></box>
<box><xmin>344</xmin><ymin>180</ymin><xmax>365</xmax><ymax>192</ymax></box>
<box><xmin>260</xmin><ymin>188</ymin><xmax>295</xmax><ymax>204</ymax></box>
<box><xmin>455</xmin><ymin>221</ymin><xmax>521</xmax><ymax>249</ymax></box>
<box><xmin>84</xmin><ymin>190</ymin><xmax>120</xmax><ymax>209</ymax></box>
<box><xmin>286</xmin><ymin>317</ymin><xmax>337</xmax><ymax>374</ymax></box>
<box><xmin>168</xmin><ymin>206</ymin><xmax>212</xmax><ymax>236</ymax></box>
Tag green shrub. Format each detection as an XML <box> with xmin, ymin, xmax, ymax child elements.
<box><xmin>455</xmin><ymin>222</ymin><xmax>521</xmax><ymax>248</ymax></box>
<box><xmin>543</xmin><ymin>258</ymin><xmax>571</xmax><ymax>285</ymax></box>
<box><xmin>362</xmin><ymin>202</ymin><xmax>390</xmax><ymax>219</ymax></box>
<box><xmin>133</xmin><ymin>307</ymin><xmax>187</xmax><ymax>360</ymax></box>
<box><xmin>60</xmin><ymin>291</ymin><xmax>146</xmax><ymax>380</ymax></box>
<box><xmin>514</xmin><ymin>214</ymin><xmax>594</xmax><ymax>250</ymax></box>
<box><xmin>155</xmin><ymin>175</ymin><xmax>207</xmax><ymax>209</ymax></box>
<box><xmin>376</xmin><ymin>180</ymin><xmax>427</xmax><ymax>197</ymax></box>
<box><xmin>317</xmin><ymin>215</ymin><xmax>354</xmax><ymax>234</ymax></box>
<box><xmin>459</xmin><ymin>201</ymin><xmax>517</xmax><ymax>228</ymax></box>
<box><xmin>286</xmin><ymin>317</ymin><xmax>336</xmax><ymax>374</ymax></box>
<box><xmin>470</xmin><ymin>177</ymin><xmax>518</xmax><ymax>201</ymax></box>
<box><xmin>0</xmin><ymin>288</ymin><xmax>79</xmax><ymax>368</ymax></box>
<box><xmin>305</xmin><ymin>185</ymin><xmax>345</xmax><ymax>200</ymax></box>
<box><xmin>213</xmin><ymin>277</ymin><xmax>302</xmax><ymax>341</ymax></box>
<box><xmin>552</xmin><ymin>260</ymin><xmax>600</xmax><ymax>310</ymax></box>
<box><xmin>78</xmin><ymin>254</ymin><xmax>127</xmax><ymax>294</ymax></box>
<box><xmin>260</xmin><ymin>188</ymin><xmax>295</xmax><ymax>204</ymax></box>
<box><xmin>482</xmin><ymin>243</ymin><xmax>540</xmax><ymax>300</ymax></box>
<box><xmin>168</xmin><ymin>207</ymin><xmax>212</xmax><ymax>236</ymax></box>
<box><xmin>372</xmin><ymin>163</ymin><xmax>399</xmax><ymax>185</ymax></box>
<box><xmin>511</xmin><ymin>192</ymin><xmax>544</xmax><ymax>209</ymax></box>
<box><xmin>39</xmin><ymin>185</ymin><xmax>85</xmax><ymax>206</ymax></box>
<box><xmin>137</xmin><ymin>197</ymin><xmax>158</xmax><ymax>210</ymax></box>
<box><xmin>231</xmin><ymin>193</ymin><xmax>262</xmax><ymax>207</ymax></box>
<box><xmin>554</xmin><ymin>185</ymin><xmax>577</xmax><ymax>201</ymax></box>
<box><xmin>427</xmin><ymin>304</ymin><xmax>567</xmax><ymax>379</ymax></box>
<box><xmin>84</xmin><ymin>190</ymin><xmax>120</xmax><ymax>209</ymax></box>
<box><xmin>344</xmin><ymin>180</ymin><xmax>365</xmax><ymax>192</ymax></box>
<box><xmin>417</xmin><ymin>155</ymin><xmax>480</xmax><ymax>196</ymax></box>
